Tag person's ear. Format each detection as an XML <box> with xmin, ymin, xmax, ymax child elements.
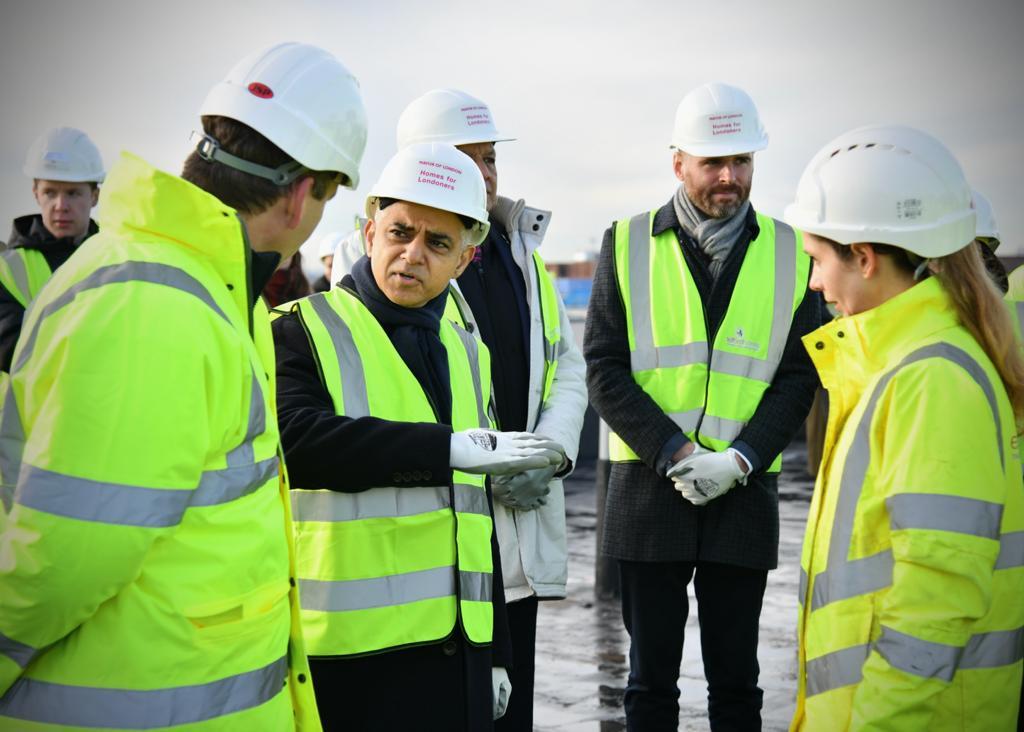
<box><xmin>453</xmin><ymin>244</ymin><xmax>476</xmax><ymax>278</ymax></box>
<box><xmin>90</xmin><ymin>186</ymin><xmax>99</xmax><ymax>207</ymax></box>
<box><xmin>672</xmin><ymin>152</ymin><xmax>686</xmax><ymax>183</ymax></box>
<box><xmin>284</xmin><ymin>177</ymin><xmax>316</xmax><ymax>230</ymax></box>
<box><xmin>364</xmin><ymin>218</ymin><xmax>376</xmax><ymax>257</ymax></box>
<box><xmin>850</xmin><ymin>242</ymin><xmax>878</xmax><ymax>278</ymax></box>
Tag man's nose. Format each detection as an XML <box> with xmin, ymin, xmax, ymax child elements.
<box><xmin>404</xmin><ymin>235</ymin><xmax>427</xmax><ymax>264</ymax></box>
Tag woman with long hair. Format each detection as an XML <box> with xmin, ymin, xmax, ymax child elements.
<box><xmin>785</xmin><ymin>124</ymin><xmax>1024</xmax><ymax>731</ymax></box>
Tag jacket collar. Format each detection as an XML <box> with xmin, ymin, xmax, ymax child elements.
<box><xmin>490</xmin><ymin>195</ymin><xmax>551</xmax><ymax>256</ymax></box>
<box><xmin>8</xmin><ymin>213</ymin><xmax>98</xmax><ymax>250</ymax></box>
<box><xmin>651</xmin><ymin>196</ymin><xmax>760</xmax><ymax>241</ymax></box>
<box><xmin>805</xmin><ymin>276</ymin><xmax>958</xmax><ymax>394</ymax></box>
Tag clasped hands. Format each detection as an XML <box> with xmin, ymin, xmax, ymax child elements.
<box><xmin>450</xmin><ymin>429</ymin><xmax>565</xmax><ymax>511</ymax></box>
<box><xmin>666</xmin><ymin>443</ymin><xmax>751</xmax><ymax>506</ymax></box>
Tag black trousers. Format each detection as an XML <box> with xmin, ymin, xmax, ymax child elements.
<box><xmin>495</xmin><ymin>596</ymin><xmax>538</xmax><ymax>732</ymax></box>
<box><xmin>619</xmin><ymin>560</ymin><xmax>768</xmax><ymax>732</ymax></box>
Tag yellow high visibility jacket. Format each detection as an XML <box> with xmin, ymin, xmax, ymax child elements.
<box><xmin>0</xmin><ymin>248</ymin><xmax>52</xmax><ymax>309</ymax></box>
<box><xmin>288</xmin><ymin>287</ymin><xmax>495</xmax><ymax>657</ymax></box>
<box><xmin>608</xmin><ymin>209</ymin><xmax>809</xmax><ymax>471</ymax></box>
<box><xmin>444</xmin><ymin>249</ymin><xmax>563</xmax><ymax>405</ymax></box>
<box><xmin>0</xmin><ymin>153</ymin><xmax>320</xmax><ymax>731</ymax></box>
<box><xmin>794</xmin><ymin>277</ymin><xmax>1024</xmax><ymax>731</ymax></box>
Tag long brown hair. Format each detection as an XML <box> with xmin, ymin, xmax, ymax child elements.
<box><xmin>828</xmin><ymin>239</ymin><xmax>1024</xmax><ymax>429</ymax></box>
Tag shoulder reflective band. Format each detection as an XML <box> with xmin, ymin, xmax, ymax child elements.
<box><xmin>307</xmin><ymin>294</ymin><xmax>370</xmax><ymax>417</ymax></box>
<box><xmin>0</xmin><ymin>655</ymin><xmax>287</xmax><ymax>728</ymax></box>
<box><xmin>448</xmin><ymin>322</ymin><xmax>489</xmax><ymax>428</ymax></box>
<box><xmin>6</xmin><ymin>260</ymin><xmax>277</xmax><ymax>525</ymax></box>
<box><xmin>0</xmin><ymin>250</ymin><xmax>35</xmax><ymax>308</ymax></box>
<box><xmin>191</xmin><ymin>131</ymin><xmax>308</xmax><ymax>186</ymax></box>
<box><xmin>811</xmin><ymin>342</ymin><xmax>1003</xmax><ymax>611</ymax></box>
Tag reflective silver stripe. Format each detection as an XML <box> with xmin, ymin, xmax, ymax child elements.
<box><xmin>698</xmin><ymin>414</ymin><xmax>747</xmax><ymax>444</ymax></box>
<box><xmin>625</xmin><ymin>213</ymin><xmax>655</xmax><ymax>375</ymax></box>
<box><xmin>299</xmin><ymin>566</ymin><xmax>455</xmax><ymax>612</ymax></box>
<box><xmin>996</xmin><ymin>531</ymin><xmax>1024</xmax><ymax>569</ymax></box>
<box><xmin>961</xmin><ymin>627</ymin><xmax>1024</xmax><ymax>669</ymax></box>
<box><xmin>459</xmin><ymin>570</ymin><xmax>492</xmax><ymax>603</ymax></box>
<box><xmin>709</xmin><ymin>350</ymin><xmax>777</xmax><ymax>383</ymax></box>
<box><xmin>0</xmin><ymin>655</ymin><xmax>287</xmax><ymax>728</ymax></box>
<box><xmin>308</xmin><ymin>294</ymin><xmax>371</xmax><ymax>418</ymax></box>
<box><xmin>1</xmin><ymin>250</ymin><xmax>33</xmax><ymax>306</ymax></box>
<box><xmin>0</xmin><ymin>632</ymin><xmax>37</xmax><ymax>669</ymax></box>
<box><xmin>876</xmin><ymin>625</ymin><xmax>962</xmax><ymax>682</ymax></box>
<box><xmin>631</xmin><ymin>342</ymin><xmax>709</xmax><ymax>373</ymax></box>
<box><xmin>14</xmin><ymin>457</ymin><xmax>277</xmax><ymax>527</ymax></box>
<box><xmin>290</xmin><ymin>483</ymin><xmax>487</xmax><ymax>523</ymax></box>
<box><xmin>813</xmin><ymin>342</ymin><xmax>1003</xmax><ymax>611</ymax></box>
<box><xmin>0</xmin><ymin>389</ymin><xmax>26</xmax><ymax>506</ymax></box>
<box><xmin>666</xmin><ymin>409</ymin><xmax>702</xmax><ymax>435</ymax></box>
<box><xmin>14</xmin><ymin>261</ymin><xmax>231</xmax><ymax>375</ymax></box>
<box><xmin>799</xmin><ymin>567</ymin><xmax>808</xmax><ymax>605</ymax></box>
<box><xmin>449</xmin><ymin>323</ymin><xmax>488</xmax><ymax>428</ymax></box>
<box><xmin>768</xmin><ymin>221</ymin><xmax>798</xmax><ymax>365</ymax></box>
<box><xmin>805</xmin><ymin>644</ymin><xmax>869</xmax><ymax>697</ymax></box>
<box><xmin>190</xmin><ymin>457</ymin><xmax>278</xmax><ymax>507</ymax></box>
<box><xmin>1016</xmin><ymin>301</ymin><xmax>1024</xmax><ymax>333</ymax></box>
<box><xmin>225</xmin><ymin>373</ymin><xmax>265</xmax><ymax>468</ymax></box>
<box><xmin>887</xmin><ymin>493</ymin><xmax>1003</xmax><ymax>539</ymax></box>
<box><xmin>812</xmin><ymin>551</ymin><xmax>893</xmax><ymax>610</ymax></box>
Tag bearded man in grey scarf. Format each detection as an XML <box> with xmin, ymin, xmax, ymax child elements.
<box><xmin>584</xmin><ymin>82</ymin><xmax>822</xmax><ymax>731</ymax></box>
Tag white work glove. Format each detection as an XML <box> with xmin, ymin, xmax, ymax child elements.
<box><xmin>668</xmin><ymin>447</ymin><xmax>750</xmax><ymax>506</ymax></box>
<box><xmin>492</xmin><ymin>666</ymin><xmax>512</xmax><ymax>719</ymax></box>
<box><xmin>450</xmin><ymin>430</ymin><xmax>563</xmax><ymax>475</ymax></box>
<box><xmin>492</xmin><ymin>462</ymin><xmax>560</xmax><ymax>511</ymax></box>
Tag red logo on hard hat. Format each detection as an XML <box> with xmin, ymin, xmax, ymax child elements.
<box><xmin>248</xmin><ymin>82</ymin><xmax>274</xmax><ymax>99</ymax></box>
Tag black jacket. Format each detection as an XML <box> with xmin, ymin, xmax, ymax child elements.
<box><xmin>585</xmin><ymin>200</ymin><xmax>821</xmax><ymax>569</ymax></box>
<box><xmin>273</xmin><ymin>290</ymin><xmax>512</xmax><ymax>731</ymax></box>
<box><xmin>0</xmin><ymin>214</ymin><xmax>98</xmax><ymax>371</ymax></box>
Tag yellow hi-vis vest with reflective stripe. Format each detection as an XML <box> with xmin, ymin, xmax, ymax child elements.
<box><xmin>290</xmin><ymin>287</ymin><xmax>495</xmax><ymax>657</ymax></box>
<box><xmin>0</xmin><ymin>153</ymin><xmax>319</xmax><ymax>731</ymax></box>
<box><xmin>0</xmin><ymin>248</ymin><xmax>52</xmax><ymax>309</ymax></box>
<box><xmin>609</xmin><ymin>210</ymin><xmax>808</xmax><ymax>472</ymax></box>
<box><xmin>444</xmin><ymin>251</ymin><xmax>562</xmax><ymax>408</ymax></box>
<box><xmin>794</xmin><ymin>278</ymin><xmax>1024</xmax><ymax>731</ymax></box>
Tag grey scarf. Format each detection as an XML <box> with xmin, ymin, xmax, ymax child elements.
<box><xmin>672</xmin><ymin>186</ymin><xmax>750</xmax><ymax>280</ymax></box>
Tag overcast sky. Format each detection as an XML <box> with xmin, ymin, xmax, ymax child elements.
<box><xmin>2</xmin><ymin>0</ymin><xmax>1022</xmax><ymax>263</ymax></box>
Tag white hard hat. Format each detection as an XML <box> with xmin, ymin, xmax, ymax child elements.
<box><xmin>366</xmin><ymin>143</ymin><xmax>490</xmax><ymax>246</ymax></box>
<box><xmin>670</xmin><ymin>82</ymin><xmax>768</xmax><ymax>157</ymax></box>
<box><xmin>199</xmin><ymin>42</ymin><xmax>368</xmax><ymax>187</ymax></box>
<box><xmin>23</xmin><ymin>127</ymin><xmax>105</xmax><ymax>183</ymax></box>
<box><xmin>972</xmin><ymin>190</ymin><xmax>1000</xmax><ymax>245</ymax></box>
<box><xmin>330</xmin><ymin>228</ymin><xmax>366</xmax><ymax>283</ymax></box>
<box><xmin>316</xmin><ymin>231</ymin><xmax>344</xmax><ymax>259</ymax></box>
<box><xmin>784</xmin><ymin>124</ymin><xmax>975</xmax><ymax>258</ymax></box>
<box><xmin>396</xmin><ymin>89</ymin><xmax>514</xmax><ymax>149</ymax></box>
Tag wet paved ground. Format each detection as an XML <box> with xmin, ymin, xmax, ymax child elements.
<box><xmin>533</xmin><ymin>444</ymin><xmax>814</xmax><ymax>731</ymax></box>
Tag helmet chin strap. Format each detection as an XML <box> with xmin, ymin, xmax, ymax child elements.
<box><xmin>190</xmin><ymin>131</ymin><xmax>307</xmax><ymax>185</ymax></box>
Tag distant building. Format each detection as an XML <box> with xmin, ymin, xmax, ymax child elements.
<box><xmin>544</xmin><ymin>251</ymin><xmax>597</xmax><ymax>312</ymax></box>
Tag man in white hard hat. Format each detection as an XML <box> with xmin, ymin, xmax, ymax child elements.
<box><xmin>396</xmin><ymin>89</ymin><xmax>587</xmax><ymax>731</ymax></box>
<box><xmin>273</xmin><ymin>141</ymin><xmax>565</xmax><ymax>730</ymax></box>
<box><xmin>0</xmin><ymin>42</ymin><xmax>367</xmax><ymax>730</ymax></box>
<box><xmin>585</xmin><ymin>82</ymin><xmax>821</xmax><ymax>730</ymax></box>
<box><xmin>0</xmin><ymin>127</ymin><xmax>104</xmax><ymax>372</ymax></box>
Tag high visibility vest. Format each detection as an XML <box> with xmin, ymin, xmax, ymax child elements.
<box><xmin>608</xmin><ymin>210</ymin><xmax>809</xmax><ymax>472</ymax></box>
<box><xmin>445</xmin><ymin>250</ymin><xmax>562</xmax><ymax>410</ymax></box>
<box><xmin>289</xmin><ymin>287</ymin><xmax>495</xmax><ymax>657</ymax></box>
<box><xmin>0</xmin><ymin>248</ymin><xmax>52</xmax><ymax>309</ymax></box>
<box><xmin>0</xmin><ymin>152</ymin><xmax>319</xmax><ymax>731</ymax></box>
<box><xmin>795</xmin><ymin>278</ymin><xmax>1024</xmax><ymax>731</ymax></box>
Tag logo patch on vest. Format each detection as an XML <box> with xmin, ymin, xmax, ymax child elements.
<box><xmin>725</xmin><ymin>327</ymin><xmax>760</xmax><ymax>352</ymax></box>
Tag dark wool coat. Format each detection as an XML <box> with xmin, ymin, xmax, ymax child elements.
<box><xmin>585</xmin><ymin>200</ymin><xmax>822</xmax><ymax>569</ymax></box>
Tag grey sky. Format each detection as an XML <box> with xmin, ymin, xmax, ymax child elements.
<box><xmin>2</xmin><ymin>0</ymin><xmax>1022</xmax><ymax>261</ymax></box>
